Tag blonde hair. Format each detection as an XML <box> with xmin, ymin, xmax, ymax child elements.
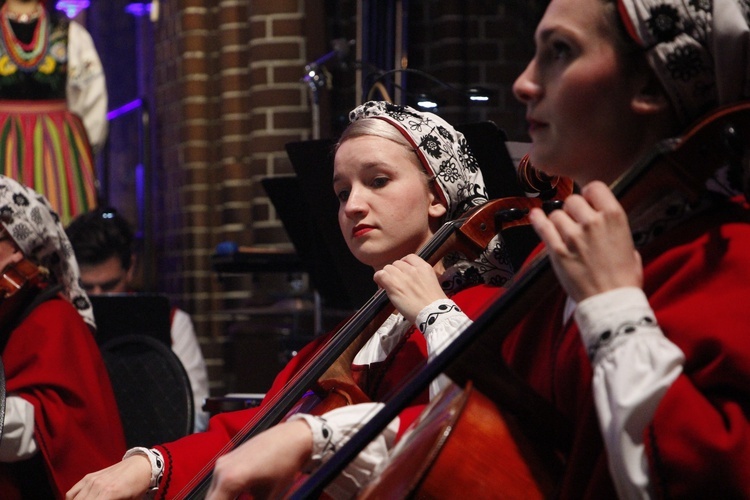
<box><xmin>338</xmin><ymin>117</ymin><xmax>412</xmax><ymax>148</ymax></box>
<box><xmin>336</xmin><ymin>117</ymin><xmax>430</xmax><ymax>179</ymax></box>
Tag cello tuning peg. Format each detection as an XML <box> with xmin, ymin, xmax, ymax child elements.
<box><xmin>495</xmin><ymin>207</ymin><xmax>530</xmax><ymax>225</ymax></box>
<box><xmin>542</xmin><ymin>200</ymin><xmax>564</xmax><ymax>214</ymax></box>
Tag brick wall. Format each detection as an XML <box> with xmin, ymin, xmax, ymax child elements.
<box><xmin>407</xmin><ymin>1</ymin><xmax>536</xmax><ymax>140</ymax></box>
<box><xmin>152</xmin><ymin>0</ymin><xmax>326</xmax><ymax>393</ymax></box>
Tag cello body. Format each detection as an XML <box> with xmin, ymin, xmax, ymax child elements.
<box><xmin>358</xmin><ymin>381</ymin><xmax>561</xmax><ymax>499</ymax></box>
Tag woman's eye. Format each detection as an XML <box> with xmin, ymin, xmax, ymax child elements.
<box><xmin>336</xmin><ymin>189</ymin><xmax>350</xmax><ymax>202</ymax></box>
<box><xmin>550</xmin><ymin>40</ymin><xmax>572</xmax><ymax>60</ymax></box>
<box><xmin>371</xmin><ymin>177</ymin><xmax>389</xmax><ymax>189</ymax></box>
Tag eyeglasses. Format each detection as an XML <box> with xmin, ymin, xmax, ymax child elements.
<box><xmin>100</xmin><ymin>207</ymin><xmax>118</xmax><ymax>220</ymax></box>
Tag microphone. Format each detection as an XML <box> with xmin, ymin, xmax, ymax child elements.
<box><xmin>312</xmin><ymin>38</ymin><xmax>355</xmax><ymax>67</ymax></box>
<box><xmin>303</xmin><ymin>39</ymin><xmax>355</xmax><ymax>91</ymax></box>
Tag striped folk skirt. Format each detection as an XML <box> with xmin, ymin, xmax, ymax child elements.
<box><xmin>0</xmin><ymin>100</ymin><xmax>98</xmax><ymax>225</ymax></box>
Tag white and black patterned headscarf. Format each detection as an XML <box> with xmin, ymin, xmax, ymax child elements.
<box><xmin>618</xmin><ymin>0</ymin><xmax>750</xmax><ymax>127</ymax></box>
<box><xmin>347</xmin><ymin>101</ymin><xmax>514</xmax><ymax>291</ymax></box>
<box><xmin>349</xmin><ymin>101</ymin><xmax>489</xmax><ymax>220</ymax></box>
<box><xmin>0</xmin><ymin>175</ymin><xmax>95</xmax><ymax>328</ymax></box>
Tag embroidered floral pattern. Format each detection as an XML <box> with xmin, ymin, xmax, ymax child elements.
<box><xmin>0</xmin><ymin>175</ymin><xmax>94</xmax><ymax>326</ymax></box>
<box><xmin>441</xmin><ymin>234</ymin><xmax>514</xmax><ymax>293</ymax></box>
<box><xmin>587</xmin><ymin>315</ymin><xmax>659</xmax><ymax>359</ymax></box>
<box><xmin>349</xmin><ymin>101</ymin><xmax>488</xmax><ymax>220</ymax></box>
<box><xmin>665</xmin><ymin>44</ymin><xmax>705</xmax><ymax>82</ymax></box>
<box><xmin>629</xmin><ymin>190</ymin><xmax>713</xmax><ymax>248</ymax></box>
<box><xmin>418</xmin><ymin>303</ymin><xmax>463</xmax><ymax>333</ymax></box>
<box><xmin>647</xmin><ymin>4</ymin><xmax>683</xmax><ymax>41</ymax></box>
<box><xmin>618</xmin><ymin>0</ymin><xmax>750</xmax><ymax>129</ymax></box>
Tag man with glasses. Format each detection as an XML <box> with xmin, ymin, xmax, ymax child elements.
<box><xmin>66</xmin><ymin>208</ymin><xmax>210</xmax><ymax>432</ymax></box>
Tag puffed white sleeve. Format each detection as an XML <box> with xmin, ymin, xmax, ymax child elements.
<box><xmin>170</xmin><ymin>308</ymin><xmax>210</xmax><ymax>432</ymax></box>
<box><xmin>574</xmin><ymin>287</ymin><xmax>685</xmax><ymax>500</ymax></box>
<box><xmin>0</xmin><ymin>395</ymin><xmax>38</xmax><ymax>462</ymax></box>
<box><xmin>66</xmin><ymin>21</ymin><xmax>108</xmax><ymax>153</ymax></box>
<box><xmin>415</xmin><ymin>298</ymin><xmax>472</xmax><ymax>398</ymax></box>
<box><xmin>290</xmin><ymin>402</ymin><xmax>397</xmax><ymax>498</ymax></box>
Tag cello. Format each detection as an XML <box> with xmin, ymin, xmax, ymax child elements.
<box><xmin>179</xmin><ymin>165</ymin><xmax>573</xmax><ymax>498</ymax></box>
<box><xmin>290</xmin><ymin>102</ymin><xmax>750</xmax><ymax>498</ymax></box>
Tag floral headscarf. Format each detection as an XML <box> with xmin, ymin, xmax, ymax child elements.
<box><xmin>0</xmin><ymin>175</ymin><xmax>95</xmax><ymax>328</ymax></box>
<box><xmin>617</xmin><ymin>0</ymin><xmax>750</xmax><ymax>127</ymax></box>
<box><xmin>347</xmin><ymin>101</ymin><xmax>513</xmax><ymax>292</ymax></box>
<box><xmin>349</xmin><ymin>101</ymin><xmax>489</xmax><ymax>220</ymax></box>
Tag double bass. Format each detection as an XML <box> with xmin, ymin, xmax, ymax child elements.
<box><xmin>291</xmin><ymin>102</ymin><xmax>750</xmax><ymax>498</ymax></box>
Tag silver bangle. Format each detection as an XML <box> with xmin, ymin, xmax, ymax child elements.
<box><xmin>123</xmin><ymin>447</ymin><xmax>164</xmax><ymax>491</ymax></box>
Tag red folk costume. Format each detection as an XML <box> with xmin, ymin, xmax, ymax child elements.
<box><xmin>0</xmin><ymin>176</ymin><xmax>125</xmax><ymax>498</ymax></box>
<box><xmin>502</xmin><ymin>198</ymin><xmax>750</xmax><ymax>497</ymax></box>
<box><xmin>370</xmin><ymin>2</ymin><xmax>750</xmax><ymax>497</ymax></box>
<box><xmin>0</xmin><ymin>298</ymin><xmax>126</xmax><ymax>498</ymax></box>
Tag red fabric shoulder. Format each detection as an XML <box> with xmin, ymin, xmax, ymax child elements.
<box><xmin>156</xmin><ymin>332</ymin><xmax>332</xmax><ymax>497</ymax></box>
<box><xmin>449</xmin><ymin>283</ymin><xmax>506</xmax><ymax>318</ymax></box>
<box><xmin>1</xmin><ymin>298</ymin><xmax>126</xmax><ymax>498</ymax></box>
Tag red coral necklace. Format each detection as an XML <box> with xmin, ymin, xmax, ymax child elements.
<box><xmin>1</xmin><ymin>3</ymin><xmax>48</xmax><ymax>70</ymax></box>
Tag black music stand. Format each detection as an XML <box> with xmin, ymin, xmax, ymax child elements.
<box><xmin>91</xmin><ymin>294</ymin><xmax>172</xmax><ymax>347</ymax></box>
<box><xmin>265</xmin><ymin>143</ymin><xmax>376</xmax><ymax>311</ymax></box>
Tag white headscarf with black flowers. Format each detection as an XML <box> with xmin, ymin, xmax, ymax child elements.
<box><xmin>0</xmin><ymin>175</ymin><xmax>95</xmax><ymax>328</ymax></box>
<box><xmin>347</xmin><ymin>101</ymin><xmax>514</xmax><ymax>292</ymax></box>
<box><xmin>349</xmin><ymin>101</ymin><xmax>489</xmax><ymax>220</ymax></box>
<box><xmin>618</xmin><ymin>0</ymin><xmax>750</xmax><ymax>127</ymax></box>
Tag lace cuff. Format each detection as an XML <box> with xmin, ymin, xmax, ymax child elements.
<box><xmin>574</xmin><ymin>287</ymin><xmax>658</xmax><ymax>360</ymax></box>
<box><xmin>290</xmin><ymin>414</ymin><xmax>336</xmax><ymax>473</ymax></box>
<box><xmin>123</xmin><ymin>447</ymin><xmax>164</xmax><ymax>491</ymax></box>
<box><xmin>416</xmin><ymin>299</ymin><xmax>463</xmax><ymax>334</ymax></box>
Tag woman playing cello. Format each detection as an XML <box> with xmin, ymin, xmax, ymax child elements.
<box><xmin>68</xmin><ymin>102</ymin><xmax>521</xmax><ymax>499</ymax></box>
<box><xmin>510</xmin><ymin>0</ymin><xmax>750</xmax><ymax>496</ymax></box>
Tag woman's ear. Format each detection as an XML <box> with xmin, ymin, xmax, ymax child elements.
<box><xmin>428</xmin><ymin>195</ymin><xmax>448</xmax><ymax>219</ymax></box>
<box><xmin>631</xmin><ymin>73</ymin><xmax>671</xmax><ymax>115</ymax></box>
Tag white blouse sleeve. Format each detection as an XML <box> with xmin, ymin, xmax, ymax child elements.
<box><xmin>290</xmin><ymin>402</ymin><xmax>397</xmax><ymax>498</ymax></box>
<box><xmin>574</xmin><ymin>287</ymin><xmax>685</xmax><ymax>500</ymax></box>
<box><xmin>66</xmin><ymin>21</ymin><xmax>108</xmax><ymax>153</ymax></box>
<box><xmin>287</xmin><ymin>299</ymin><xmax>471</xmax><ymax>496</ymax></box>
<box><xmin>415</xmin><ymin>298</ymin><xmax>472</xmax><ymax>398</ymax></box>
<box><xmin>170</xmin><ymin>308</ymin><xmax>210</xmax><ymax>432</ymax></box>
<box><xmin>0</xmin><ymin>395</ymin><xmax>38</xmax><ymax>462</ymax></box>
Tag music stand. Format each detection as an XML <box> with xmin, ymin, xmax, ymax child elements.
<box><xmin>262</xmin><ymin>154</ymin><xmax>376</xmax><ymax>312</ymax></box>
<box><xmin>91</xmin><ymin>294</ymin><xmax>172</xmax><ymax>347</ymax></box>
